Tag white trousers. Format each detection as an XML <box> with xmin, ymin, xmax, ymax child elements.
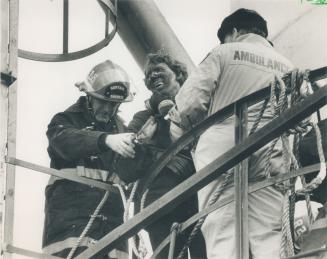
<box><xmin>195</xmin><ymin>123</ymin><xmax>284</xmax><ymax>259</ymax></box>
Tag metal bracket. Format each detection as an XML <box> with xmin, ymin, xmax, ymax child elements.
<box><xmin>0</xmin><ymin>72</ymin><xmax>16</xmax><ymax>87</ymax></box>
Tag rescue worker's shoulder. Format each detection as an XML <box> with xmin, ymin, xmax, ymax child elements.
<box><xmin>199</xmin><ymin>45</ymin><xmax>226</xmax><ymax>64</ymax></box>
<box><xmin>199</xmin><ymin>44</ymin><xmax>235</xmax><ymax>68</ymax></box>
<box><xmin>47</xmin><ymin>97</ymin><xmax>87</xmax><ymax>126</ymax></box>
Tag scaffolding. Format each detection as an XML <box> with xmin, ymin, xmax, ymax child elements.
<box><xmin>1</xmin><ymin>1</ymin><xmax>18</xmax><ymax>259</ymax></box>
<box><xmin>1</xmin><ymin>0</ymin><xmax>327</xmax><ymax>258</ymax></box>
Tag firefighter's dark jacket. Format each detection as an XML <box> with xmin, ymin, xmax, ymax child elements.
<box><xmin>43</xmin><ymin>96</ymin><xmax>126</xmax><ymax>257</ymax></box>
<box><xmin>115</xmin><ymin>107</ymin><xmax>194</xmax><ymax>184</ymax></box>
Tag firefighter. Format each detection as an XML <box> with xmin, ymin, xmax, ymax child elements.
<box><xmin>42</xmin><ymin>60</ymin><xmax>135</xmax><ymax>259</ymax></box>
<box><xmin>170</xmin><ymin>9</ymin><xmax>294</xmax><ymax>259</ymax></box>
<box><xmin>115</xmin><ymin>51</ymin><xmax>207</xmax><ymax>259</ymax></box>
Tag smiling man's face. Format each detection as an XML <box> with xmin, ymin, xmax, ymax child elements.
<box><xmin>145</xmin><ymin>62</ymin><xmax>181</xmax><ymax>97</ymax></box>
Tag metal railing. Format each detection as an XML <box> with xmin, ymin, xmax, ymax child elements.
<box><xmin>18</xmin><ymin>0</ymin><xmax>117</xmax><ymax>62</ymax></box>
<box><xmin>3</xmin><ymin>67</ymin><xmax>327</xmax><ymax>258</ymax></box>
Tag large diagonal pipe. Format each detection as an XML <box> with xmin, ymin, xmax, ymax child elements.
<box><xmin>113</xmin><ymin>0</ymin><xmax>195</xmax><ymax>72</ymax></box>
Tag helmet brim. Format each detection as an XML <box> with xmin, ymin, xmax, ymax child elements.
<box><xmin>86</xmin><ymin>90</ymin><xmax>134</xmax><ymax>103</ymax></box>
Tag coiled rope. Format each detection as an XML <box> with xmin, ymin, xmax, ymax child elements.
<box><xmin>67</xmin><ymin>191</ymin><xmax>110</xmax><ymax>259</ymax></box>
<box><xmin>263</xmin><ymin>70</ymin><xmax>325</xmax><ymax>258</ymax></box>
<box><xmin>119</xmin><ymin>181</ymin><xmax>148</xmax><ymax>259</ymax></box>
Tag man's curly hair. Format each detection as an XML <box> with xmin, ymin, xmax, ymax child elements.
<box><xmin>144</xmin><ymin>50</ymin><xmax>188</xmax><ymax>86</ymax></box>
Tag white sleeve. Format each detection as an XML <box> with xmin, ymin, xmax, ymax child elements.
<box><xmin>175</xmin><ymin>49</ymin><xmax>222</xmax><ymax>130</ymax></box>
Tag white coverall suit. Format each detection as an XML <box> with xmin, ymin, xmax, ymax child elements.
<box><xmin>175</xmin><ymin>33</ymin><xmax>293</xmax><ymax>259</ymax></box>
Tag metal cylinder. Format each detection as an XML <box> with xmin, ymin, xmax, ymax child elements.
<box><xmin>115</xmin><ymin>0</ymin><xmax>195</xmax><ymax>72</ymax></box>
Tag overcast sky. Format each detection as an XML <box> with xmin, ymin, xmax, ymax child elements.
<box><xmin>10</xmin><ymin>0</ymin><xmax>326</xmax><ymax>258</ymax></box>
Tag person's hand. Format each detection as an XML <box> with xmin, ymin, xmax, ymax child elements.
<box><xmin>149</xmin><ymin>92</ymin><xmax>172</xmax><ymax>113</ymax></box>
<box><xmin>105</xmin><ymin>133</ymin><xmax>136</xmax><ymax>158</ymax></box>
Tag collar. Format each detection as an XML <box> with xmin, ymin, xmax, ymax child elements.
<box><xmin>65</xmin><ymin>96</ymin><xmax>88</xmax><ymax>113</ymax></box>
<box><xmin>65</xmin><ymin>96</ymin><xmax>125</xmax><ymax>128</ymax></box>
<box><xmin>235</xmin><ymin>33</ymin><xmax>272</xmax><ymax>48</ymax></box>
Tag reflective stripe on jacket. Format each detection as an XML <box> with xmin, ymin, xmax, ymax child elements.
<box><xmin>47</xmin><ymin>167</ymin><xmax>124</xmax><ymax>187</ymax></box>
<box><xmin>43</xmin><ymin>96</ymin><xmax>127</xmax><ymax>257</ymax></box>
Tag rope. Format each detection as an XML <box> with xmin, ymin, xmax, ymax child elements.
<box><xmin>114</xmin><ymin>183</ymin><xmax>128</xmax><ymax>208</ymax></box>
<box><xmin>122</xmin><ymin>181</ymin><xmax>139</xmax><ymax>222</ymax></box>
<box><xmin>66</xmin><ymin>191</ymin><xmax>110</xmax><ymax>259</ymax></box>
<box><xmin>176</xmin><ymin>172</ymin><xmax>233</xmax><ymax>259</ymax></box>
<box><xmin>140</xmin><ymin>189</ymin><xmax>149</xmax><ymax>212</ymax></box>
<box><xmin>266</xmin><ymin>74</ymin><xmax>296</xmax><ymax>257</ymax></box>
<box><xmin>289</xmin><ymin>134</ymin><xmax>300</xmax><ymax>245</ymax></box>
<box><xmin>249</xmin><ymin>98</ymin><xmax>269</xmax><ymax>135</ymax></box>
<box><xmin>277</xmin><ymin>70</ymin><xmax>324</xmax><ymax>256</ymax></box>
<box><xmin>264</xmin><ymin>75</ymin><xmax>287</xmax><ymax>179</ymax></box>
<box><xmin>117</xmin><ymin>181</ymin><xmax>147</xmax><ymax>259</ymax></box>
<box><xmin>280</xmin><ymin>190</ymin><xmax>295</xmax><ymax>258</ymax></box>
<box><xmin>299</xmin><ymin>123</ymin><xmax>326</xmax><ymax>191</ymax></box>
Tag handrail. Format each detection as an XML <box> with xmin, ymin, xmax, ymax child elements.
<box><xmin>137</xmin><ymin>66</ymin><xmax>327</xmax><ymax>195</ymax></box>
<box><xmin>5</xmin><ymin>157</ymin><xmax>117</xmax><ymax>193</ymax></box>
<box><xmin>151</xmin><ymin>163</ymin><xmax>322</xmax><ymax>257</ymax></box>
<box><xmin>75</xmin><ymin>85</ymin><xmax>327</xmax><ymax>259</ymax></box>
<box><xmin>3</xmin><ymin>244</ymin><xmax>61</xmax><ymax>259</ymax></box>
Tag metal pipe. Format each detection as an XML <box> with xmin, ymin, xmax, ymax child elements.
<box><xmin>1</xmin><ymin>0</ymin><xmax>19</xmax><ymax>257</ymax></box>
<box><xmin>168</xmin><ymin>223</ymin><xmax>179</xmax><ymax>259</ymax></box>
<box><xmin>63</xmin><ymin>0</ymin><xmax>69</xmax><ymax>53</ymax></box>
<box><xmin>234</xmin><ymin>101</ymin><xmax>249</xmax><ymax>259</ymax></box>
<box><xmin>115</xmin><ymin>0</ymin><xmax>195</xmax><ymax>72</ymax></box>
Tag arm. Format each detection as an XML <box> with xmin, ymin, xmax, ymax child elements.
<box><xmin>47</xmin><ymin>113</ymin><xmax>107</xmax><ymax>161</ymax></box>
<box><xmin>47</xmin><ymin>113</ymin><xmax>135</xmax><ymax>161</ymax></box>
<box><xmin>114</xmin><ymin>110</ymin><xmax>154</xmax><ymax>183</ymax></box>
<box><xmin>175</xmin><ymin>49</ymin><xmax>222</xmax><ymax>130</ymax></box>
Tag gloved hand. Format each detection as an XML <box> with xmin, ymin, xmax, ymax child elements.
<box><xmin>105</xmin><ymin>133</ymin><xmax>136</xmax><ymax>158</ymax></box>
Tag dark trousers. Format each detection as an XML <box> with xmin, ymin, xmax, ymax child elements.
<box><xmin>142</xmin><ymin>170</ymin><xmax>207</xmax><ymax>259</ymax></box>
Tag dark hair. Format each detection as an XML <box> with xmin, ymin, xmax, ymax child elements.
<box><xmin>217</xmin><ymin>8</ymin><xmax>268</xmax><ymax>43</ymax></box>
<box><xmin>144</xmin><ymin>50</ymin><xmax>188</xmax><ymax>85</ymax></box>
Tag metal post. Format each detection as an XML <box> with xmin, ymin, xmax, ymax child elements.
<box><xmin>114</xmin><ymin>0</ymin><xmax>195</xmax><ymax>72</ymax></box>
<box><xmin>1</xmin><ymin>0</ymin><xmax>19</xmax><ymax>257</ymax></box>
<box><xmin>234</xmin><ymin>101</ymin><xmax>249</xmax><ymax>259</ymax></box>
<box><xmin>63</xmin><ymin>0</ymin><xmax>69</xmax><ymax>53</ymax></box>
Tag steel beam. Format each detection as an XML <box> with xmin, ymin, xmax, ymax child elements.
<box><xmin>234</xmin><ymin>101</ymin><xmax>249</xmax><ymax>259</ymax></box>
<box><xmin>114</xmin><ymin>0</ymin><xmax>195</xmax><ymax>72</ymax></box>
<box><xmin>151</xmin><ymin>163</ymin><xmax>322</xmax><ymax>257</ymax></box>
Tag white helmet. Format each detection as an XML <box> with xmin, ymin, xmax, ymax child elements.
<box><xmin>75</xmin><ymin>60</ymin><xmax>134</xmax><ymax>102</ymax></box>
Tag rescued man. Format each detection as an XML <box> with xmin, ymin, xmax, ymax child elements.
<box><xmin>115</xmin><ymin>51</ymin><xmax>207</xmax><ymax>259</ymax></box>
<box><xmin>42</xmin><ymin>60</ymin><xmax>136</xmax><ymax>259</ymax></box>
<box><xmin>170</xmin><ymin>8</ymin><xmax>293</xmax><ymax>259</ymax></box>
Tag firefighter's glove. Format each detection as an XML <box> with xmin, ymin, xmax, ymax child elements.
<box><xmin>105</xmin><ymin>133</ymin><xmax>136</xmax><ymax>158</ymax></box>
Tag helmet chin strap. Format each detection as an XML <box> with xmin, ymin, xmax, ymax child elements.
<box><xmin>86</xmin><ymin>96</ymin><xmax>118</xmax><ymax>124</ymax></box>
